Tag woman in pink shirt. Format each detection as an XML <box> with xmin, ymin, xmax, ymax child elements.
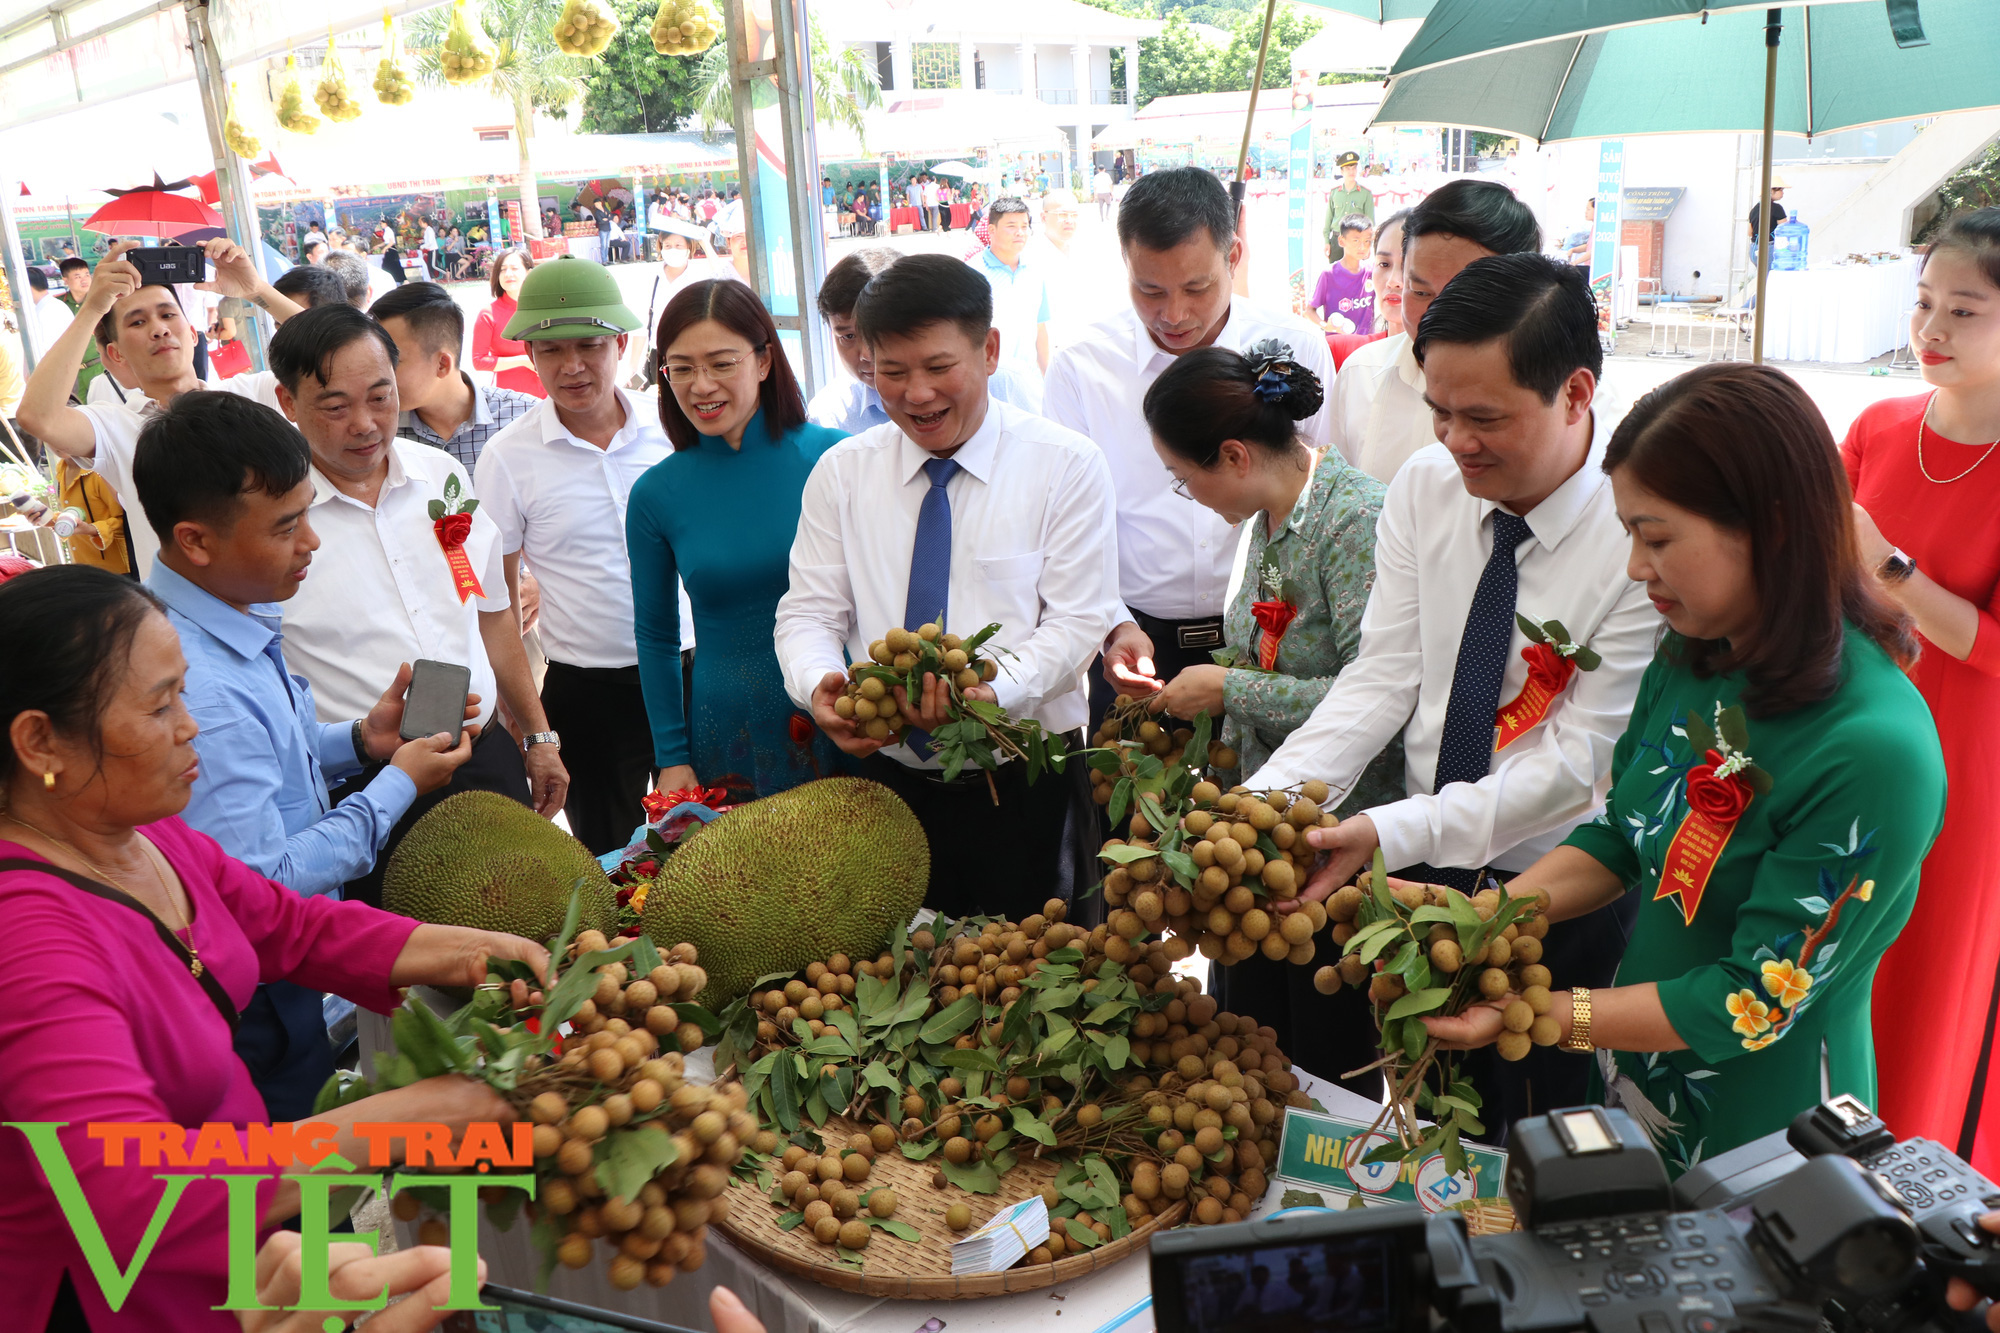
<box><xmin>0</xmin><ymin>566</ymin><xmax>549</xmax><ymax>1331</ymax></box>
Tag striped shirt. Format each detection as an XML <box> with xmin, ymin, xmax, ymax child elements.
<box><xmin>397</xmin><ymin>373</ymin><xmax>539</xmax><ymax>471</ymax></box>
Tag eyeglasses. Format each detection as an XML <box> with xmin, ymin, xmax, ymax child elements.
<box><xmin>1170</xmin><ymin>474</ymin><xmax>1195</xmax><ymax>500</ymax></box>
<box><xmin>661</xmin><ymin>352</ymin><xmax>758</xmax><ymax>385</ymax></box>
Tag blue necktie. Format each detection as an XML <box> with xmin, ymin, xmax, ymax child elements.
<box><xmin>902</xmin><ymin>458</ymin><xmax>961</xmax><ymax>758</ymax></box>
<box><xmin>1428</xmin><ymin>510</ymin><xmax>1534</xmax><ymax>892</ymax></box>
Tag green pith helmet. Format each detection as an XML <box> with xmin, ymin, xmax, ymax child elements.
<box><xmin>502</xmin><ymin>256</ymin><xmax>642</xmax><ymax>340</ymax></box>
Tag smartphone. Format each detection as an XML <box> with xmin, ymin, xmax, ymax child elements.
<box><xmin>438</xmin><ymin>1285</ymin><xmax>700</xmax><ymax>1332</ymax></box>
<box><xmin>399</xmin><ymin>659</ymin><xmax>472</xmax><ymax>746</ymax></box>
<box><xmin>126</xmin><ymin>246</ymin><xmax>208</xmax><ymax>290</ymax></box>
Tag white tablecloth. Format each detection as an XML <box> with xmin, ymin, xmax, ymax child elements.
<box><xmin>360</xmin><ymin>1004</ymin><xmax>1379</xmax><ymax>1332</ymax></box>
<box><xmin>1760</xmin><ymin>257</ymin><xmax>1919</xmax><ymax>364</ymax></box>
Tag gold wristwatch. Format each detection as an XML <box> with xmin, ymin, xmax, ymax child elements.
<box><xmin>1563</xmin><ymin>987</ymin><xmax>1593</xmax><ymax>1052</ymax></box>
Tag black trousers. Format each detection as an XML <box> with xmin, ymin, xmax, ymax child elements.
<box><xmin>330</xmin><ymin>720</ymin><xmax>530</xmax><ymax>909</ymax></box>
<box><xmin>1211</xmin><ymin>862</ymin><xmax>1640</xmax><ymax>1145</ymax></box>
<box><xmin>233</xmin><ymin>980</ymin><xmax>335</xmax><ymax>1122</ymax></box>
<box><xmin>861</xmin><ymin>733</ymin><xmax>1090</xmax><ymax>924</ymax></box>
<box><xmin>542</xmin><ymin>660</ymin><xmax>656</xmax><ymax>856</ymax></box>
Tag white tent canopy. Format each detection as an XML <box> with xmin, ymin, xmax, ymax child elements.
<box><xmin>814</xmin><ymin>89</ymin><xmax>1070</xmax><ymax>163</ymax></box>
<box><xmin>1289</xmin><ymin>14</ymin><xmax>1424</xmax><ymax>75</ymax></box>
<box><xmin>0</xmin><ymin>0</ymin><xmax>451</xmax><ymax>130</ymax></box>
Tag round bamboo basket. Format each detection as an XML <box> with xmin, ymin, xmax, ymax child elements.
<box><xmin>716</xmin><ymin>1114</ymin><xmax>1189</xmax><ymax>1298</ymax></box>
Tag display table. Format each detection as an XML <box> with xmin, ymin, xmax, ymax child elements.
<box><xmin>1760</xmin><ymin>256</ymin><xmax>1918</xmax><ymax>363</ymax></box>
<box><xmin>889</xmin><ymin>206</ymin><xmax>919</xmax><ymax>233</ymax></box>
<box><xmin>361</xmin><ymin>1005</ymin><xmax>1380</xmax><ymax>1332</ymax></box>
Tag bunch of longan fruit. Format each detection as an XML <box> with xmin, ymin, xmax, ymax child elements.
<box><xmin>1087</xmin><ymin>695</ymin><xmax>1237</xmax><ymax>808</ymax></box>
<box><xmin>771</xmin><ymin>1129</ymin><xmax>900</xmax><ymax>1251</ymax></box>
<box><xmin>830</xmin><ymin>620</ymin><xmax>999</xmax><ymax>744</ymax></box>
<box><xmin>1102</xmin><ymin>781</ymin><xmax>1336</xmax><ymax>965</ymax></box>
<box><xmin>1314</xmin><ymin>881</ymin><xmax>1557</xmax><ymax>1062</ymax></box>
<box><xmin>398</xmin><ymin>935</ymin><xmax>735</xmax><ymax>1289</ymax></box>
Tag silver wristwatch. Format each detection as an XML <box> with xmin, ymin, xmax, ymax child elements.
<box><xmin>523</xmin><ymin>730</ymin><xmax>562</xmax><ymax>751</ymax></box>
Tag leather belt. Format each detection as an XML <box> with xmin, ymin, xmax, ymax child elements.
<box><xmin>1131</xmin><ymin>609</ymin><xmax>1225</xmax><ymax>651</ymax></box>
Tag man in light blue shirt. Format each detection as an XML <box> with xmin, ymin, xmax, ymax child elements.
<box><xmin>807</xmin><ymin>247</ymin><xmax>1043</xmax><ymax>434</ymax></box>
<box><xmin>968</xmin><ymin>197</ymin><xmax>1051</xmax><ymax>378</ymax></box>
<box><xmin>134</xmin><ymin>391</ymin><xmax>475</xmax><ymax>1119</ymax></box>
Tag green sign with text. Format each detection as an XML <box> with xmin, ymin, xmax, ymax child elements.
<box><xmin>1275</xmin><ymin>1109</ymin><xmax>1508</xmax><ymax>1213</ymax></box>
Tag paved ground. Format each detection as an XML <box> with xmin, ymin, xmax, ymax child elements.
<box><xmin>435</xmin><ymin>204</ymin><xmax>1924</xmax><ymax>438</ymax></box>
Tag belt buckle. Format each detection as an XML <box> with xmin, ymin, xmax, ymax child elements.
<box><xmin>1177</xmin><ymin>622</ymin><xmax>1224</xmax><ymax>650</ymax></box>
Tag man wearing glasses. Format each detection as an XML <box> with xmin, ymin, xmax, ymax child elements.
<box><xmin>1032</xmin><ymin>189</ymin><xmax>1085</xmax><ymax>354</ymax></box>
<box><xmin>475</xmin><ymin>258</ymin><xmax>693</xmax><ymax>853</ymax></box>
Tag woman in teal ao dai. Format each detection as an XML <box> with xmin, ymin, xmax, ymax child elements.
<box><xmin>628</xmin><ymin>280</ymin><xmax>847</xmax><ymax>798</ymax></box>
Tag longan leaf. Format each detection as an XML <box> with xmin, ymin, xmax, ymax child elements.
<box><xmin>1160</xmin><ymin>849</ymin><xmax>1197</xmax><ymax>883</ymax></box>
<box><xmin>1358</xmin><ymin>923</ymin><xmax>1409</xmax><ymax>965</ymax></box>
<box><xmin>1409</xmin><ymin>906</ymin><xmax>1456</xmax><ymax>926</ymax></box>
<box><xmin>596</xmin><ymin>1127</ymin><xmax>679</xmax><ymax>1204</ymax></box>
<box><xmin>939</xmin><ymin>1157</ymin><xmax>1002</xmax><ymax>1193</ymax></box>
<box><xmin>942</xmin><ymin>1048</ymin><xmax>1003</xmax><ymax>1074</ymax></box>
<box><xmin>919</xmin><ymin>994</ymin><xmax>981</xmax><ymax>1044</ymax></box>
<box><xmin>1064</xmin><ymin>1218</ymin><xmax>1104</xmax><ymax>1249</ymax></box>
<box><xmin>776</xmin><ymin>1209</ymin><xmax>807</xmax><ymax>1231</ymax></box>
<box><xmin>1384</xmin><ymin>987</ymin><xmax>1452</xmax><ymax>1020</ymax></box>
<box><xmin>1098</xmin><ymin>845</ymin><xmax>1161</xmax><ymax>865</ymax></box>
<box><xmin>825</xmin><ymin>1007</ymin><xmax>860</xmax><ymax>1049</ymax></box>
<box><xmin>900</xmin><ymin>1138</ymin><xmax>942</xmax><ymax>1159</ymax></box>
<box><xmin>1103</xmin><ymin>1205</ymin><xmax>1133</xmax><ymax>1240</ymax></box>
<box><xmin>866</xmin><ymin>1216</ymin><xmax>923</xmax><ymax>1242</ymax></box>
<box><xmin>834</xmin><ymin>1245</ymin><xmax>868</xmax><ymax>1267</ymax></box>
<box><xmin>1108</xmin><ymin>778</ymin><xmax>1132</xmax><ymax>830</ymax></box>
<box><xmin>1402</xmin><ymin>1017</ymin><xmax>1428</xmax><ymax>1060</ymax></box>
<box><xmin>1011</xmin><ymin>1106</ymin><xmax>1058</xmax><ymax>1145</ymax></box>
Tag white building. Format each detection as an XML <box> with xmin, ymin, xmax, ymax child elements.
<box><xmin>812</xmin><ymin>0</ymin><xmax>1161</xmax><ymax>184</ymax></box>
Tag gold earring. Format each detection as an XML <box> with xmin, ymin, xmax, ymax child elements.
<box><xmin>43</xmin><ymin>771</ymin><xmax>55</xmax><ymax>791</ymax></box>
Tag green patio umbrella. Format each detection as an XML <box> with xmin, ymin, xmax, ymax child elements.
<box><xmin>1371</xmin><ymin>0</ymin><xmax>1995</xmax><ymax>360</ymax></box>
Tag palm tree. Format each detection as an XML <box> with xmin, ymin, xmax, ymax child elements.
<box><xmin>693</xmin><ymin>16</ymin><xmax>881</xmax><ymax>152</ymax></box>
<box><xmin>408</xmin><ymin>0</ymin><xmax>602</xmax><ymax>242</ymax></box>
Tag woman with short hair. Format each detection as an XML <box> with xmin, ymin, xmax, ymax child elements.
<box><xmin>0</xmin><ymin>565</ymin><xmax>547</xmax><ymax>1328</ymax></box>
<box><xmin>1425</xmin><ymin>362</ymin><xmax>1946</xmax><ymax>1171</ymax></box>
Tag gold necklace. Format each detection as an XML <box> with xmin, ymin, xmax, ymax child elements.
<box><xmin>1</xmin><ymin>813</ymin><xmax>203</xmax><ymax>978</ymax></box>
<box><xmin>1917</xmin><ymin>391</ymin><xmax>2000</xmax><ymax>484</ymax></box>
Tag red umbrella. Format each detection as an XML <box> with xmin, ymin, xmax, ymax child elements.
<box><xmin>83</xmin><ymin>173</ymin><xmax>222</xmax><ymax>238</ymax></box>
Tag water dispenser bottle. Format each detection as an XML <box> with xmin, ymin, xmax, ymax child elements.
<box><xmin>1772</xmin><ymin>214</ymin><xmax>1809</xmax><ymax>271</ymax></box>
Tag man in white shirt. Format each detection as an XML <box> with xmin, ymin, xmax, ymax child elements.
<box><xmin>26</xmin><ymin>268</ymin><xmax>72</xmax><ymax>358</ymax></box>
<box><xmin>476</xmin><ymin>259</ymin><xmax>669</xmax><ymax>854</ymax></box>
<box><xmin>1043</xmin><ymin>166</ymin><xmax>1336</xmax><ymax>723</ymax></box>
<box><xmin>16</xmin><ymin>239</ymin><xmax>305</xmax><ymax>579</ymax></box>
<box><xmin>809</xmin><ymin>249</ymin><xmax>1043</xmax><ymax>433</ymax></box>
<box><xmin>1330</xmin><ymin>179</ymin><xmax>1542</xmax><ymax>484</ymax></box>
<box><xmin>1252</xmin><ymin>254</ymin><xmax>1656</xmax><ymax>1127</ymax></box>
<box><xmin>776</xmin><ymin>254</ymin><xmax>1119</xmax><ymax>920</ymax></box>
<box><xmin>1030</xmin><ymin>189</ymin><xmax>1086</xmax><ymax>353</ymax></box>
<box><xmin>968</xmin><ymin>198</ymin><xmax>1052</xmax><ymax>377</ymax></box>
<box><xmin>1092</xmin><ymin>167</ymin><xmax>1114</xmax><ymax>220</ymax></box>
<box><xmin>267</xmin><ymin>304</ymin><xmax>570</xmax><ymax>907</ymax></box>
<box><xmin>420</xmin><ymin>219</ymin><xmax>439</xmax><ymax>275</ymax></box>
<box><xmin>921</xmin><ymin>175</ymin><xmax>941</xmax><ymax>232</ymax></box>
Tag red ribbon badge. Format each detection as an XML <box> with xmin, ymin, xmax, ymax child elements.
<box><xmin>1251</xmin><ymin>599</ymin><xmax>1299</xmax><ymax>671</ymax></box>
<box><xmin>1493</xmin><ymin>642</ymin><xmax>1577</xmax><ymax>751</ymax></box>
<box><xmin>1654</xmin><ymin>749</ymin><xmax>1754</xmax><ymax>925</ymax></box>
<box><xmin>432</xmin><ymin>512</ymin><xmax>484</xmax><ymax>603</ymax></box>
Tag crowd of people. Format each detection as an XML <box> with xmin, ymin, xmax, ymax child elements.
<box><xmin>2</xmin><ymin>159</ymin><xmax>2000</xmax><ymax>1327</ymax></box>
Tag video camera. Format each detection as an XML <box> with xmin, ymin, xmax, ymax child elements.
<box><xmin>1150</xmin><ymin>1097</ymin><xmax>1999</xmax><ymax>1333</ymax></box>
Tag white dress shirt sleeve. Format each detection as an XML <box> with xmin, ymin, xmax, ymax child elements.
<box><xmin>1326</xmin><ymin>347</ymin><xmax>1366</xmax><ymax>468</ymax></box>
<box><xmin>1363</xmin><ymin>578</ymin><xmax>1658</xmax><ymax>873</ymax></box>
<box><xmin>1246</xmin><ymin>462</ymin><xmax>1424</xmax><ymax>795</ymax></box>
<box><xmin>1289</xmin><ymin>330</ymin><xmax>1337</xmax><ymax>453</ymax></box>
<box><xmin>985</xmin><ymin>444</ymin><xmax>1120</xmax><ymax>723</ymax></box>
<box><xmin>473</xmin><ymin>445</ymin><xmax>526</xmax><ymax>557</ymax></box>
<box><xmin>774</xmin><ymin>450</ymin><xmax>858</xmax><ymax>711</ymax></box>
<box><xmin>1039</xmin><ymin>351</ymin><xmax>1087</xmax><ymax>436</ymax></box>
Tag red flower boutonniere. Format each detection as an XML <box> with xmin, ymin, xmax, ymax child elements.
<box><xmin>426</xmin><ymin>473</ymin><xmax>484</xmax><ymax>603</ymax></box>
<box><xmin>1495</xmin><ymin>615</ymin><xmax>1601</xmax><ymax>750</ymax></box>
<box><xmin>1656</xmin><ymin>704</ymin><xmax>1774</xmax><ymax>925</ymax></box>
<box><xmin>1250</xmin><ymin>556</ymin><xmax>1299</xmax><ymax>671</ymax></box>
<box><xmin>641</xmin><ymin>785</ymin><xmax>728</xmax><ymax>822</ymax></box>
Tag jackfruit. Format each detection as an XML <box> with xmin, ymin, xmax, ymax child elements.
<box><xmin>637</xmin><ymin>778</ymin><xmax>927</xmax><ymax>1006</ymax></box>
<box><xmin>382</xmin><ymin>790</ymin><xmax>615</xmax><ymax>943</ymax></box>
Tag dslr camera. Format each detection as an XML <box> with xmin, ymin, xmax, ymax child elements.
<box><xmin>1150</xmin><ymin>1097</ymin><xmax>1999</xmax><ymax>1333</ymax></box>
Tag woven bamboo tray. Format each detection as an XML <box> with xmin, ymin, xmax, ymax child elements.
<box><xmin>717</xmin><ymin>1114</ymin><xmax>1188</xmax><ymax>1298</ymax></box>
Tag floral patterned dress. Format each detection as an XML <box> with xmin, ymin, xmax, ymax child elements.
<box><xmin>1563</xmin><ymin>625</ymin><xmax>1945</xmax><ymax>1174</ymax></box>
<box><xmin>1215</xmin><ymin>450</ymin><xmax>1404</xmax><ymax>815</ymax></box>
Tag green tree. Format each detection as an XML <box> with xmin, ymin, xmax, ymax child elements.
<box><xmin>691</xmin><ymin>16</ymin><xmax>881</xmax><ymax>149</ymax></box>
<box><xmin>580</xmin><ymin>0</ymin><xmax>704</xmax><ymax>133</ymax></box>
<box><xmin>1137</xmin><ymin>13</ymin><xmax>1221</xmax><ymax>107</ymax></box>
<box><xmin>1213</xmin><ymin>5</ymin><xmax>1322</xmax><ymax>92</ymax></box>
<box><xmin>409</xmin><ymin>0</ymin><xmax>602</xmax><ymax>241</ymax></box>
